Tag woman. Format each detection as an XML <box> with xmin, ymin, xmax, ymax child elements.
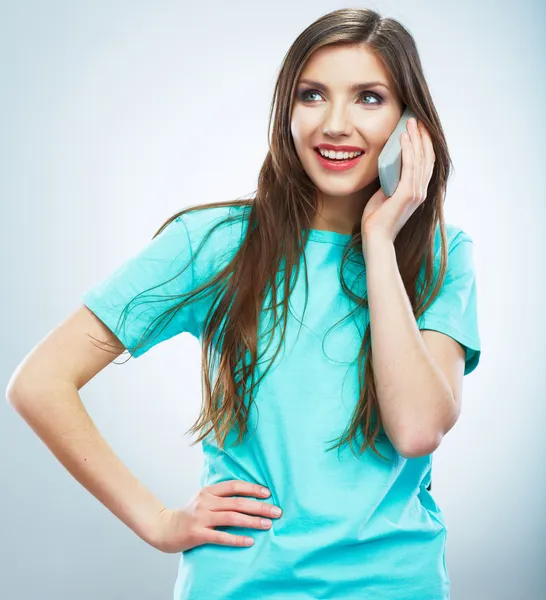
<box><xmin>8</xmin><ymin>7</ymin><xmax>481</xmax><ymax>599</ymax></box>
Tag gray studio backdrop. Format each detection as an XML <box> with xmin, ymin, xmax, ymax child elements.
<box><xmin>1</xmin><ymin>1</ymin><xmax>545</xmax><ymax>598</ymax></box>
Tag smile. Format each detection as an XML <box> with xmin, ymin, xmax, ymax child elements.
<box><xmin>314</xmin><ymin>148</ymin><xmax>365</xmax><ymax>171</ymax></box>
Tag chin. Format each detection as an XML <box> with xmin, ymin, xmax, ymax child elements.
<box><xmin>313</xmin><ymin>177</ymin><xmax>371</xmax><ymax>194</ymax></box>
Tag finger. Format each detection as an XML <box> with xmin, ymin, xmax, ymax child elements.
<box><xmin>207</xmin><ymin>510</ymin><xmax>273</xmax><ymax>531</ymax></box>
<box><xmin>418</xmin><ymin>121</ymin><xmax>436</xmax><ymax>182</ymax></box>
<box><xmin>208</xmin><ymin>480</ymin><xmax>270</xmax><ymax>499</ymax></box>
<box><xmin>210</xmin><ymin>496</ymin><xmax>282</xmax><ymax>519</ymax></box>
<box><xmin>399</xmin><ymin>129</ymin><xmax>415</xmax><ymax>197</ymax></box>
<box><xmin>407</xmin><ymin>118</ymin><xmax>424</xmax><ymax>200</ymax></box>
<box><xmin>200</xmin><ymin>527</ymin><xmax>255</xmax><ymax>547</ymax></box>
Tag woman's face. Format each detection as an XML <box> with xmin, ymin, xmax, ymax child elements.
<box><xmin>290</xmin><ymin>43</ymin><xmax>405</xmax><ymax>216</ymax></box>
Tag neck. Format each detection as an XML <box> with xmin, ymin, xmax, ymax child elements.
<box><xmin>311</xmin><ymin>177</ymin><xmax>381</xmax><ymax>233</ymax></box>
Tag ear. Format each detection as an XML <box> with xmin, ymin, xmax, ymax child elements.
<box><xmin>420</xmin><ymin>329</ymin><xmax>466</xmax><ymax>431</ymax></box>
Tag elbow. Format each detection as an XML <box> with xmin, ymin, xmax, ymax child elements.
<box><xmin>396</xmin><ymin>431</ymin><xmax>442</xmax><ymax>459</ymax></box>
<box><xmin>6</xmin><ymin>380</ymin><xmax>24</xmax><ymax>405</ymax></box>
<box><xmin>6</xmin><ymin>378</ymin><xmax>42</xmax><ymax>408</ymax></box>
<box><xmin>389</xmin><ymin>397</ymin><xmax>455</xmax><ymax>459</ymax></box>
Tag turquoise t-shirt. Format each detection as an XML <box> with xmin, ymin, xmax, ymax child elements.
<box><xmin>82</xmin><ymin>203</ymin><xmax>481</xmax><ymax>600</ymax></box>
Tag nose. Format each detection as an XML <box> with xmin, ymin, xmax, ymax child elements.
<box><xmin>322</xmin><ymin>112</ymin><xmax>353</xmax><ymax>138</ymax></box>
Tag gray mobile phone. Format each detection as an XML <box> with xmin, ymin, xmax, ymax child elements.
<box><xmin>378</xmin><ymin>106</ymin><xmax>418</xmax><ymax>197</ymax></box>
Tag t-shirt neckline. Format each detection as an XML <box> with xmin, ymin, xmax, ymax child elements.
<box><xmin>307</xmin><ymin>228</ymin><xmax>353</xmax><ymax>246</ymax></box>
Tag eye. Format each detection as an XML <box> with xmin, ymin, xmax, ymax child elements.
<box><xmin>296</xmin><ymin>88</ymin><xmax>383</xmax><ymax>105</ymax></box>
<box><xmin>360</xmin><ymin>92</ymin><xmax>383</xmax><ymax>105</ymax></box>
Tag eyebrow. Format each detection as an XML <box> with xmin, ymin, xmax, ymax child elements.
<box><xmin>297</xmin><ymin>78</ymin><xmax>391</xmax><ymax>92</ymax></box>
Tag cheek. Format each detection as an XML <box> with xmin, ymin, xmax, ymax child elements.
<box><xmin>361</xmin><ymin>122</ymin><xmax>389</xmax><ymax>145</ymax></box>
<box><xmin>290</xmin><ymin>108</ymin><xmax>319</xmax><ymax>141</ymax></box>
<box><xmin>372</xmin><ymin>116</ymin><xmax>404</xmax><ymax>149</ymax></box>
<box><xmin>356</xmin><ymin>111</ymin><xmax>401</xmax><ymax>146</ymax></box>
<box><xmin>290</xmin><ymin>121</ymin><xmax>300</xmax><ymax>145</ymax></box>
<box><xmin>290</xmin><ymin>119</ymin><xmax>302</xmax><ymax>147</ymax></box>
<box><xmin>290</xmin><ymin>126</ymin><xmax>312</xmax><ymax>159</ymax></box>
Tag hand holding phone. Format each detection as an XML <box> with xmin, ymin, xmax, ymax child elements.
<box><xmin>362</xmin><ymin>107</ymin><xmax>435</xmax><ymax>243</ymax></box>
<box><xmin>378</xmin><ymin>106</ymin><xmax>419</xmax><ymax>197</ymax></box>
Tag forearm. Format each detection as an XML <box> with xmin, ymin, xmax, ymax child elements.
<box><xmin>7</xmin><ymin>381</ymin><xmax>165</xmax><ymax>546</ymax></box>
<box><xmin>363</xmin><ymin>233</ymin><xmax>456</xmax><ymax>457</ymax></box>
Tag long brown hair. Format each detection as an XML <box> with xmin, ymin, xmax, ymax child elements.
<box><xmin>92</xmin><ymin>8</ymin><xmax>451</xmax><ymax>462</ymax></box>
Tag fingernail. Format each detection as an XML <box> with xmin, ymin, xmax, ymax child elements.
<box><xmin>272</xmin><ymin>507</ymin><xmax>282</xmax><ymax>517</ymax></box>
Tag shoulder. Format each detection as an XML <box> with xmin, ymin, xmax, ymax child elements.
<box><xmin>447</xmin><ymin>223</ymin><xmax>474</xmax><ymax>246</ymax></box>
<box><xmin>421</xmin><ymin>223</ymin><xmax>477</xmax><ymax>285</ymax></box>
<box><xmin>432</xmin><ymin>222</ymin><xmax>475</xmax><ymax>258</ymax></box>
<box><xmin>174</xmin><ymin>202</ymin><xmax>251</xmax><ymax>277</ymax></box>
<box><xmin>178</xmin><ymin>202</ymin><xmax>251</xmax><ymax>244</ymax></box>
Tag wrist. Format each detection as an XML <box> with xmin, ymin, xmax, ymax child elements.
<box><xmin>362</xmin><ymin>229</ymin><xmax>394</xmax><ymax>258</ymax></box>
<box><xmin>142</xmin><ymin>506</ymin><xmax>171</xmax><ymax>551</ymax></box>
<box><xmin>132</xmin><ymin>494</ymin><xmax>168</xmax><ymax>548</ymax></box>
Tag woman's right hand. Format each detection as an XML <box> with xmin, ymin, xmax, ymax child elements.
<box><xmin>148</xmin><ymin>480</ymin><xmax>283</xmax><ymax>554</ymax></box>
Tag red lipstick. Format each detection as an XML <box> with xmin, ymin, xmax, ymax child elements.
<box><xmin>314</xmin><ymin>147</ymin><xmax>365</xmax><ymax>171</ymax></box>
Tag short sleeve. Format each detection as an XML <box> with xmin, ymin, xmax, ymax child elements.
<box><xmin>417</xmin><ymin>233</ymin><xmax>481</xmax><ymax>375</ymax></box>
<box><xmin>82</xmin><ymin>215</ymin><xmax>198</xmax><ymax>358</ymax></box>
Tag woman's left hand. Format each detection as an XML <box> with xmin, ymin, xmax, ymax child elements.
<box><xmin>361</xmin><ymin>117</ymin><xmax>436</xmax><ymax>244</ymax></box>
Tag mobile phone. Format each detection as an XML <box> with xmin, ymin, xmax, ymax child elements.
<box><xmin>378</xmin><ymin>106</ymin><xmax>418</xmax><ymax>197</ymax></box>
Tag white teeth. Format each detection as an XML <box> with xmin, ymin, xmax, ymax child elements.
<box><xmin>318</xmin><ymin>149</ymin><xmax>363</xmax><ymax>160</ymax></box>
